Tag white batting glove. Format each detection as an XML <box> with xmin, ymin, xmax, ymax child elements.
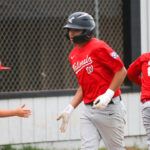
<box><xmin>93</xmin><ymin>89</ymin><xmax>114</xmax><ymax>109</ymax></box>
<box><xmin>57</xmin><ymin>104</ymin><xmax>74</xmax><ymax>132</ymax></box>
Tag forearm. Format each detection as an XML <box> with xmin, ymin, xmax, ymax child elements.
<box><xmin>70</xmin><ymin>85</ymin><xmax>83</xmax><ymax>108</ymax></box>
<box><xmin>0</xmin><ymin>109</ymin><xmax>17</xmax><ymax>117</ymax></box>
<box><xmin>93</xmin><ymin>67</ymin><xmax>127</xmax><ymax>109</ymax></box>
<box><xmin>109</xmin><ymin>67</ymin><xmax>127</xmax><ymax>91</ymax></box>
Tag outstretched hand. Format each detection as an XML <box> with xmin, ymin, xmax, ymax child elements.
<box><xmin>16</xmin><ymin>104</ymin><xmax>31</xmax><ymax>118</ymax></box>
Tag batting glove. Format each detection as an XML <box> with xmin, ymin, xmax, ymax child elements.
<box><xmin>93</xmin><ymin>89</ymin><xmax>114</xmax><ymax>109</ymax></box>
<box><xmin>57</xmin><ymin>104</ymin><xmax>74</xmax><ymax>132</ymax></box>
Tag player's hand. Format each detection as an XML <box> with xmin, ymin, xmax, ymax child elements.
<box><xmin>57</xmin><ymin>104</ymin><xmax>74</xmax><ymax>133</ymax></box>
<box><xmin>16</xmin><ymin>104</ymin><xmax>31</xmax><ymax>118</ymax></box>
<box><xmin>93</xmin><ymin>89</ymin><xmax>114</xmax><ymax>109</ymax></box>
<box><xmin>57</xmin><ymin>112</ymin><xmax>70</xmax><ymax>132</ymax></box>
<box><xmin>93</xmin><ymin>94</ymin><xmax>111</xmax><ymax>109</ymax></box>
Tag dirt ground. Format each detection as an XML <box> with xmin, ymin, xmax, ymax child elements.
<box><xmin>126</xmin><ymin>148</ymin><xmax>137</xmax><ymax>150</ymax></box>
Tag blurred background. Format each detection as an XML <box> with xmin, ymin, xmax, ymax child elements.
<box><xmin>0</xmin><ymin>0</ymin><xmax>126</xmax><ymax>93</ymax></box>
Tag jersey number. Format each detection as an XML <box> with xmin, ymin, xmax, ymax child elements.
<box><xmin>86</xmin><ymin>65</ymin><xmax>93</xmax><ymax>74</ymax></box>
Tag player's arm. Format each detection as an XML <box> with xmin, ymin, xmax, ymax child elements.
<box><xmin>70</xmin><ymin>85</ymin><xmax>83</xmax><ymax>108</ymax></box>
<box><xmin>109</xmin><ymin>66</ymin><xmax>127</xmax><ymax>91</ymax></box>
<box><xmin>57</xmin><ymin>85</ymin><xmax>83</xmax><ymax>132</ymax></box>
<box><xmin>93</xmin><ymin>67</ymin><xmax>126</xmax><ymax>109</ymax></box>
<box><xmin>93</xmin><ymin>45</ymin><xmax>127</xmax><ymax>109</ymax></box>
<box><xmin>0</xmin><ymin>104</ymin><xmax>31</xmax><ymax>118</ymax></box>
<box><xmin>127</xmin><ymin>58</ymin><xmax>142</xmax><ymax>86</ymax></box>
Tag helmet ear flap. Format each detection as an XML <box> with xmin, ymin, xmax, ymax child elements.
<box><xmin>84</xmin><ymin>29</ymin><xmax>95</xmax><ymax>41</ymax></box>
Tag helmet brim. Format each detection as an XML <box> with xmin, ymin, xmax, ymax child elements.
<box><xmin>63</xmin><ymin>24</ymin><xmax>86</xmax><ymax>30</ymax></box>
<box><xmin>63</xmin><ymin>24</ymin><xmax>95</xmax><ymax>31</ymax></box>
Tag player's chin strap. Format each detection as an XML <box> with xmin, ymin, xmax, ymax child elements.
<box><xmin>73</xmin><ymin>30</ymin><xmax>92</xmax><ymax>43</ymax></box>
<box><xmin>65</xmin><ymin>29</ymin><xmax>93</xmax><ymax>44</ymax></box>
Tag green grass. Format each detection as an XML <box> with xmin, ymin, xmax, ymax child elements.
<box><xmin>0</xmin><ymin>145</ymin><xmax>148</xmax><ymax>150</ymax></box>
<box><xmin>0</xmin><ymin>145</ymin><xmax>43</xmax><ymax>150</ymax></box>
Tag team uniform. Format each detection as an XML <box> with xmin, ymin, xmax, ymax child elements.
<box><xmin>69</xmin><ymin>38</ymin><xmax>126</xmax><ymax>149</ymax></box>
<box><xmin>127</xmin><ymin>53</ymin><xmax>150</xmax><ymax>149</ymax></box>
<box><xmin>57</xmin><ymin>12</ymin><xmax>127</xmax><ymax>150</ymax></box>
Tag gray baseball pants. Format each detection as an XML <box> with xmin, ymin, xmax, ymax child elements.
<box><xmin>80</xmin><ymin>96</ymin><xmax>126</xmax><ymax>150</ymax></box>
<box><xmin>141</xmin><ymin>101</ymin><xmax>150</xmax><ymax>150</ymax></box>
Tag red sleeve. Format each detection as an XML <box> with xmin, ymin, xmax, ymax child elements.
<box><xmin>95</xmin><ymin>42</ymin><xmax>124</xmax><ymax>73</ymax></box>
<box><xmin>127</xmin><ymin>57</ymin><xmax>142</xmax><ymax>86</ymax></box>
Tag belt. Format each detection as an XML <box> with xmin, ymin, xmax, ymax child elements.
<box><xmin>141</xmin><ymin>98</ymin><xmax>150</xmax><ymax>104</ymax></box>
<box><xmin>86</xmin><ymin>95</ymin><xmax>122</xmax><ymax>106</ymax></box>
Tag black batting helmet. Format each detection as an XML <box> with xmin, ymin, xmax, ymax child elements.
<box><xmin>64</xmin><ymin>12</ymin><xmax>95</xmax><ymax>43</ymax></box>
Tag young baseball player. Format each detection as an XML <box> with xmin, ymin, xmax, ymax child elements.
<box><xmin>127</xmin><ymin>53</ymin><xmax>150</xmax><ymax>149</ymax></box>
<box><xmin>57</xmin><ymin>12</ymin><xmax>127</xmax><ymax>150</ymax></box>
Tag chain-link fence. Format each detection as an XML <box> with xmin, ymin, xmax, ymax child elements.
<box><xmin>0</xmin><ymin>0</ymin><xmax>124</xmax><ymax>93</ymax></box>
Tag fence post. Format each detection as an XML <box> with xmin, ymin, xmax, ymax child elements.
<box><xmin>94</xmin><ymin>0</ymin><xmax>100</xmax><ymax>39</ymax></box>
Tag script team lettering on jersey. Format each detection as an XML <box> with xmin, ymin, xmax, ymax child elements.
<box><xmin>72</xmin><ymin>55</ymin><xmax>93</xmax><ymax>74</ymax></box>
